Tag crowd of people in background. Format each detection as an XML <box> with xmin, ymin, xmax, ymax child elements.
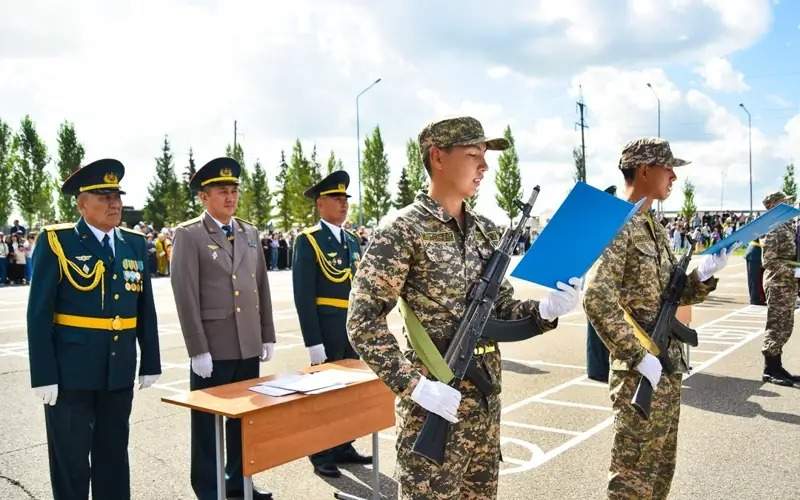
<box><xmin>0</xmin><ymin>210</ymin><xmax>757</xmax><ymax>287</ymax></box>
<box><xmin>659</xmin><ymin>211</ymin><xmax>753</xmax><ymax>252</ymax></box>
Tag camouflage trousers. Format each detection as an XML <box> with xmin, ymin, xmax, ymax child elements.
<box><xmin>762</xmin><ymin>273</ymin><xmax>797</xmax><ymax>356</ymax></box>
<box><xmin>395</xmin><ymin>386</ymin><xmax>500</xmax><ymax>500</ymax></box>
<box><xmin>607</xmin><ymin>370</ymin><xmax>682</xmax><ymax>500</ymax></box>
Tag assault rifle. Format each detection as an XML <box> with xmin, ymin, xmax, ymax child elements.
<box><xmin>631</xmin><ymin>245</ymin><xmax>699</xmax><ymax>419</ymax></box>
<box><xmin>412</xmin><ymin>186</ymin><xmax>541</xmax><ymax>465</ymax></box>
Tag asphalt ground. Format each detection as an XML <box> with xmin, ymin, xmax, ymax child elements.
<box><xmin>1</xmin><ymin>255</ymin><xmax>799</xmax><ymax>499</ymax></box>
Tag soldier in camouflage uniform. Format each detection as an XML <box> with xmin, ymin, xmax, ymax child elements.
<box><xmin>584</xmin><ymin>138</ymin><xmax>731</xmax><ymax>499</ymax></box>
<box><xmin>347</xmin><ymin>116</ymin><xmax>582</xmax><ymax>499</ymax></box>
<box><xmin>760</xmin><ymin>191</ymin><xmax>799</xmax><ymax>386</ymax></box>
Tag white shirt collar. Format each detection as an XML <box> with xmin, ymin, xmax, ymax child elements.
<box><xmin>320</xmin><ymin>219</ymin><xmax>342</xmax><ymax>243</ymax></box>
<box><xmin>206</xmin><ymin>211</ymin><xmax>235</xmax><ymax>231</ymax></box>
<box><xmin>85</xmin><ymin>221</ymin><xmax>115</xmax><ymax>256</ymax></box>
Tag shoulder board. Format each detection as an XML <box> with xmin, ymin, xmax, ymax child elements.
<box><xmin>303</xmin><ymin>224</ymin><xmax>322</xmax><ymax>235</ymax></box>
<box><xmin>42</xmin><ymin>222</ymin><xmax>75</xmax><ymax>232</ymax></box>
<box><xmin>344</xmin><ymin>228</ymin><xmax>358</xmax><ymax>238</ymax></box>
<box><xmin>177</xmin><ymin>216</ymin><xmax>203</xmax><ymax>228</ymax></box>
<box><xmin>234</xmin><ymin>216</ymin><xmax>255</xmax><ymax>228</ymax></box>
<box><xmin>118</xmin><ymin>227</ymin><xmax>145</xmax><ymax>237</ymax></box>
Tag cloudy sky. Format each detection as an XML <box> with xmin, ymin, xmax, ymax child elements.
<box><xmin>1</xmin><ymin>0</ymin><xmax>798</xmax><ymax>223</ymax></box>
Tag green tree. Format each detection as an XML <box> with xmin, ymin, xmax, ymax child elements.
<box><xmin>495</xmin><ymin>125</ymin><xmax>522</xmax><ymax>226</ymax></box>
<box><xmin>326</xmin><ymin>150</ymin><xmax>344</xmax><ymax>175</ymax></box>
<box><xmin>287</xmin><ymin>140</ymin><xmax>318</xmax><ymax>227</ymax></box>
<box><xmin>394</xmin><ymin>165</ymin><xmax>414</xmax><ymax>209</ymax></box>
<box><xmin>143</xmin><ymin>135</ymin><xmax>181</xmax><ymax>229</ymax></box>
<box><xmin>0</xmin><ymin>120</ymin><xmax>13</xmax><ymax>228</ymax></box>
<box><xmin>55</xmin><ymin>121</ymin><xmax>85</xmax><ymax>221</ymax></box>
<box><xmin>573</xmin><ymin>146</ymin><xmax>586</xmax><ymax>183</ymax></box>
<box><xmin>250</xmin><ymin>159</ymin><xmax>272</xmax><ymax>228</ymax></box>
<box><xmin>405</xmin><ymin>138</ymin><xmax>428</xmax><ymax>195</ymax></box>
<box><xmin>226</xmin><ymin>142</ymin><xmax>253</xmax><ymax>220</ymax></box>
<box><xmin>782</xmin><ymin>163</ymin><xmax>796</xmax><ymax>200</ymax></box>
<box><xmin>361</xmin><ymin>126</ymin><xmax>391</xmax><ymax>225</ymax></box>
<box><xmin>11</xmin><ymin>115</ymin><xmax>52</xmax><ymax>227</ymax></box>
<box><xmin>275</xmin><ymin>150</ymin><xmax>292</xmax><ymax>230</ymax></box>
<box><xmin>176</xmin><ymin>147</ymin><xmax>201</xmax><ymax>221</ymax></box>
<box><xmin>681</xmin><ymin>179</ymin><xmax>697</xmax><ymax>221</ymax></box>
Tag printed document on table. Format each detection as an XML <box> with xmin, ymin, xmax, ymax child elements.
<box><xmin>258</xmin><ymin>369</ymin><xmax>376</xmax><ymax>394</ymax></box>
<box><xmin>512</xmin><ymin>182</ymin><xmax>643</xmax><ymax>289</ymax></box>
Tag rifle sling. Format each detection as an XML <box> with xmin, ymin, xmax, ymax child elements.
<box><xmin>397</xmin><ymin>297</ymin><xmax>455</xmax><ymax>384</ymax></box>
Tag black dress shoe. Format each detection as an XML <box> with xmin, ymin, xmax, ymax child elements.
<box><xmin>226</xmin><ymin>488</ymin><xmax>273</xmax><ymax>499</ymax></box>
<box><xmin>336</xmin><ymin>448</ymin><xmax>373</xmax><ymax>465</ymax></box>
<box><xmin>314</xmin><ymin>463</ymin><xmax>342</xmax><ymax>478</ymax></box>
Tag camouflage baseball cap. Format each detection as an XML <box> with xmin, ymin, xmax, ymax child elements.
<box><xmin>418</xmin><ymin>116</ymin><xmax>509</xmax><ymax>157</ymax></box>
<box><xmin>618</xmin><ymin>137</ymin><xmax>690</xmax><ymax>170</ymax></box>
<box><xmin>762</xmin><ymin>191</ymin><xmax>795</xmax><ymax>208</ymax></box>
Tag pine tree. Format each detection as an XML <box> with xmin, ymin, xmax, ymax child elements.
<box><xmin>275</xmin><ymin>151</ymin><xmax>292</xmax><ymax>230</ymax></box>
<box><xmin>143</xmin><ymin>135</ymin><xmax>181</xmax><ymax>229</ymax></box>
<box><xmin>394</xmin><ymin>165</ymin><xmax>414</xmax><ymax>209</ymax></box>
<box><xmin>405</xmin><ymin>138</ymin><xmax>428</xmax><ymax>195</ymax></box>
<box><xmin>495</xmin><ymin>125</ymin><xmax>522</xmax><ymax>226</ymax></box>
<box><xmin>226</xmin><ymin>142</ymin><xmax>253</xmax><ymax>220</ymax></box>
<box><xmin>0</xmin><ymin>120</ymin><xmax>13</xmax><ymax>228</ymax></box>
<box><xmin>573</xmin><ymin>146</ymin><xmax>586</xmax><ymax>183</ymax></box>
<box><xmin>250</xmin><ymin>159</ymin><xmax>272</xmax><ymax>228</ymax></box>
<box><xmin>361</xmin><ymin>126</ymin><xmax>391</xmax><ymax>225</ymax></box>
<box><xmin>55</xmin><ymin>121</ymin><xmax>85</xmax><ymax>221</ymax></box>
<box><xmin>11</xmin><ymin>115</ymin><xmax>52</xmax><ymax>227</ymax></box>
<box><xmin>176</xmin><ymin>147</ymin><xmax>200</xmax><ymax>221</ymax></box>
<box><xmin>681</xmin><ymin>180</ymin><xmax>697</xmax><ymax>221</ymax></box>
<box><xmin>782</xmin><ymin>164</ymin><xmax>797</xmax><ymax>200</ymax></box>
<box><xmin>287</xmin><ymin>140</ymin><xmax>317</xmax><ymax>227</ymax></box>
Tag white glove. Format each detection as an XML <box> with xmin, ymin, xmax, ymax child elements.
<box><xmin>696</xmin><ymin>245</ymin><xmax>735</xmax><ymax>282</ymax></box>
<box><xmin>191</xmin><ymin>352</ymin><xmax>213</xmax><ymax>378</ymax></box>
<box><xmin>308</xmin><ymin>344</ymin><xmax>327</xmax><ymax>365</ymax></box>
<box><xmin>410</xmin><ymin>377</ymin><xmax>462</xmax><ymax>424</ymax></box>
<box><xmin>636</xmin><ymin>353</ymin><xmax>663</xmax><ymax>391</ymax></box>
<box><xmin>260</xmin><ymin>342</ymin><xmax>275</xmax><ymax>362</ymax></box>
<box><xmin>34</xmin><ymin>384</ymin><xmax>58</xmax><ymax>406</ymax></box>
<box><xmin>539</xmin><ymin>277</ymin><xmax>583</xmax><ymax>321</ymax></box>
<box><xmin>138</xmin><ymin>374</ymin><xmax>160</xmax><ymax>390</ymax></box>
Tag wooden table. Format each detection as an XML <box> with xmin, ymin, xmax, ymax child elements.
<box><xmin>162</xmin><ymin>359</ymin><xmax>395</xmax><ymax>500</ymax></box>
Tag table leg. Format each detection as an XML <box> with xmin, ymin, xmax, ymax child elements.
<box><xmin>244</xmin><ymin>475</ymin><xmax>254</xmax><ymax>500</ymax></box>
<box><xmin>371</xmin><ymin>432</ymin><xmax>380</xmax><ymax>500</ymax></box>
<box><xmin>215</xmin><ymin>414</ymin><xmax>225</xmax><ymax>500</ymax></box>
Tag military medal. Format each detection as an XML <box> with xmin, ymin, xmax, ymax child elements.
<box><xmin>212</xmin><ymin>251</ymin><xmax>218</xmax><ymax>260</ymax></box>
<box><xmin>125</xmin><ymin>283</ymin><xmax>131</xmax><ymax>291</ymax></box>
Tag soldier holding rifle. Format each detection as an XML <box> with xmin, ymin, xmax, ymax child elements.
<box><xmin>347</xmin><ymin>116</ymin><xmax>582</xmax><ymax>499</ymax></box>
<box><xmin>584</xmin><ymin>138</ymin><xmax>731</xmax><ymax>499</ymax></box>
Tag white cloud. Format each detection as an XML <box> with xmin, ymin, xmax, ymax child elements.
<box><xmin>695</xmin><ymin>57</ymin><xmax>750</xmax><ymax>92</ymax></box>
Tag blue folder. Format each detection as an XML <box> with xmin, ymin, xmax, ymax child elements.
<box><xmin>511</xmin><ymin>182</ymin><xmax>644</xmax><ymax>289</ymax></box>
<box><xmin>701</xmin><ymin>203</ymin><xmax>800</xmax><ymax>255</ymax></box>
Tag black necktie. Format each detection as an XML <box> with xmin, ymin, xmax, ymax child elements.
<box><xmin>102</xmin><ymin>234</ymin><xmax>114</xmax><ymax>262</ymax></box>
<box><xmin>222</xmin><ymin>224</ymin><xmax>234</xmax><ymax>244</ymax></box>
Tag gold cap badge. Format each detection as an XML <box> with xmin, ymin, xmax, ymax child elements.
<box><xmin>103</xmin><ymin>172</ymin><xmax>119</xmax><ymax>184</ymax></box>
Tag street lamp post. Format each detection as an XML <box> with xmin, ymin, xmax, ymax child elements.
<box><xmin>646</xmin><ymin>82</ymin><xmax>661</xmax><ymax>138</ymax></box>
<box><xmin>356</xmin><ymin>77</ymin><xmax>382</xmax><ymax>227</ymax></box>
<box><xmin>739</xmin><ymin>103</ymin><xmax>753</xmax><ymax>217</ymax></box>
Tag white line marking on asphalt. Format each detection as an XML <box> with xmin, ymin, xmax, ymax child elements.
<box><xmin>534</xmin><ymin>398</ymin><xmax>612</xmax><ymax>412</ymax></box>
<box><xmin>503</xmin><ymin>358</ymin><xmax>586</xmax><ymax>371</ymax></box>
<box><xmin>502</xmin><ymin>420</ymin><xmax>582</xmax><ymax>436</ymax></box>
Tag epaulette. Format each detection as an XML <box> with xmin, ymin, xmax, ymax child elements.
<box><xmin>344</xmin><ymin>228</ymin><xmax>358</xmax><ymax>238</ymax></box>
<box><xmin>234</xmin><ymin>216</ymin><xmax>255</xmax><ymax>228</ymax></box>
<box><xmin>302</xmin><ymin>224</ymin><xmax>322</xmax><ymax>235</ymax></box>
<box><xmin>118</xmin><ymin>226</ymin><xmax>145</xmax><ymax>237</ymax></box>
<box><xmin>177</xmin><ymin>216</ymin><xmax>203</xmax><ymax>228</ymax></box>
<box><xmin>42</xmin><ymin>222</ymin><xmax>75</xmax><ymax>232</ymax></box>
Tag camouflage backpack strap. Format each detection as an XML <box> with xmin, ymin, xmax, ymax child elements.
<box><xmin>397</xmin><ymin>296</ymin><xmax>454</xmax><ymax>383</ymax></box>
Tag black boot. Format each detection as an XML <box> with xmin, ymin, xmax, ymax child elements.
<box><xmin>763</xmin><ymin>354</ymin><xmax>794</xmax><ymax>386</ymax></box>
<box><xmin>776</xmin><ymin>355</ymin><xmax>800</xmax><ymax>384</ymax></box>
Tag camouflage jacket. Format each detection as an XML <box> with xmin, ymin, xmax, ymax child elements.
<box><xmin>347</xmin><ymin>193</ymin><xmax>556</xmax><ymax>397</ymax></box>
<box><xmin>584</xmin><ymin>212</ymin><xmax>717</xmax><ymax>373</ymax></box>
<box><xmin>761</xmin><ymin>221</ymin><xmax>796</xmax><ymax>282</ymax></box>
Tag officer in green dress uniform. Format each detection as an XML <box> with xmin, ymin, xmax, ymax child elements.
<box><xmin>27</xmin><ymin>158</ymin><xmax>161</xmax><ymax>500</ymax></box>
<box><xmin>292</xmin><ymin>170</ymin><xmax>372</xmax><ymax>478</ymax></box>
